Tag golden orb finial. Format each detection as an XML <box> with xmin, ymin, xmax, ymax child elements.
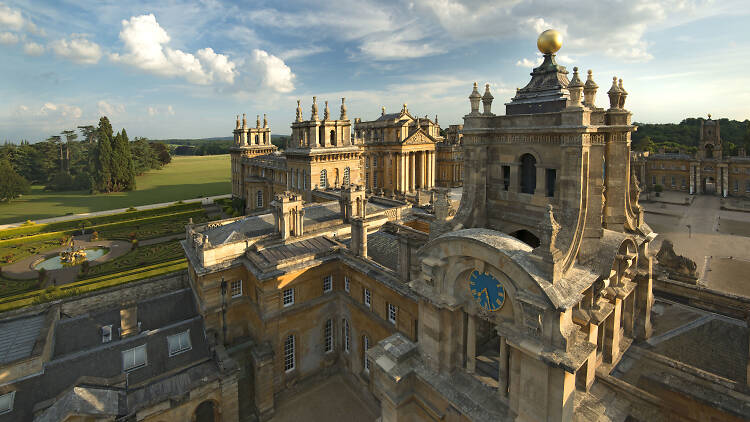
<box><xmin>537</xmin><ymin>29</ymin><xmax>562</xmax><ymax>54</ymax></box>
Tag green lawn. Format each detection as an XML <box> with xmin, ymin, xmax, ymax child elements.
<box><xmin>0</xmin><ymin>155</ymin><xmax>231</xmax><ymax>224</ymax></box>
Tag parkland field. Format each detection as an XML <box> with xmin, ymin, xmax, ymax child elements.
<box><xmin>0</xmin><ymin>155</ymin><xmax>231</xmax><ymax>225</ymax></box>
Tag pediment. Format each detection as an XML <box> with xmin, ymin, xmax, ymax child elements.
<box><xmin>401</xmin><ymin>130</ymin><xmax>435</xmax><ymax>145</ymax></box>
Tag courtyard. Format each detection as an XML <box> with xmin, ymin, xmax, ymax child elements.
<box><xmin>642</xmin><ymin>191</ymin><xmax>750</xmax><ymax>297</ymax></box>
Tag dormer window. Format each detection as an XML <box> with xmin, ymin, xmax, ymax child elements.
<box><xmin>101</xmin><ymin>325</ymin><xmax>112</xmax><ymax>343</ymax></box>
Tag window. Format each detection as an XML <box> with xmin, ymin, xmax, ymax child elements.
<box><xmin>520</xmin><ymin>154</ymin><xmax>536</xmax><ymax>194</ymax></box>
<box><xmin>324</xmin><ymin>319</ymin><xmax>334</xmax><ymax>353</ymax></box>
<box><xmin>344</xmin><ymin>276</ymin><xmax>350</xmax><ymax>293</ymax></box>
<box><xmin>746</xmin><ymin>181</ymin><xmax>750</xmax><ymax>193</ymax></box>
<box><xmin>343</xmin><ymin>167</ymin><xmax>350</xmax><ymax>185</ymax></box>
<box><xmin>231</xmin><ymin>280</ymin><xmax>242</xmax><ymax>298</ymax></box>
<box><xmin>502</xmin><ymin>165</ymin><xmax>510</xmax><ymax>191</ymax></box>
<box><xmin>283</xmin><ymin>288</ymin><xmax>294</xmax><ymax>307</ymax></box>
<box><xmin>671</xmin><ymin>176</ymin><xmax>676</xmax><ymax>187</ymax></box>
<box><xmin>256</xmin><ymin>190</ymin><xmax>263</xmax><ymax>208</ymax></box>
<box><xmin>365</xmin><ymin>172</ymin><xmax>370</xmax><ymax>187</ymax></box>
<box><xmin>323</xmin><ymin>275</ymin><xmax>332</xmax><ymax>293</ymax></box>
<box><xmin>122</xmin><ymin>344</ymin><xmax>147</xmax><ymax>371</ymax></box>
<box><xmin>167</xmin><ymin>330</ymin><xmax>192</xmax><ymax>356</ymax></box>
<box><xmin>364</xmin><ymin>288</ymin><xmax>371</xmax><ymax>308</ymax></box>
<box><xmin>373</xmin><ymin>156</ymin><xmax>378</xmax><ymax>167</ymax></box>
<box><xmin>652</xmin><ymin>175</ymin><xmax>656</xmax><ymax>185</ymax></box>
<box><xmin>101</xmin><ymin>325</ymin><xmax>112</xmax><ymax>343</ymax></box>
<box><xmin>735</xmin><ymin>181</ymin><xmax>739</xmax><ymax>192</ymax></box>
<box><xmin>363</xmin><ymin>336</ymin><xmax>370</xmax><ymax>372</ymax></box>
<box><xmin>319</xmin><ymin>169</ymin><xmax>328</xmax><ymax>189</ymax></box>
<box><xmin>387</xmin><ymin>303</ymin><xmax>397</xmax><ymax>325</ymax></box>
<box><xmin>343</xmin><ymin>319</ymin><xmax>350</xmax><ymax>353</ymax></box>
<box><xmin>661</xmin><ymin>176</ymin><xmax>665</xmax><ymax>185</ymax></box>
<box><xmin>373</xmin><ymin>172</ymin><xmax>378</xmax><ymax>188</ymax></box>
<box><xmin>0</xmin><ymin>392</ymin><xmax>14</xmax><ymax>415</ymax></box>
<box><xmin>546</xmin><ymin>168</ymin><xmax>556</xmax><ymax>197</ymax></box>
<box><xmin>284</xmin><ymin>335</ymin><xmax>295</xmax><ymax>371</ymax></box>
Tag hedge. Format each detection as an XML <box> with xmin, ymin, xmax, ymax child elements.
<box><xmin>0</xmin><ymin>202</ymin><xmax>202</xmax><ymax>240</ymax></box>
<box><xmin>80</xmin><ymin>240</ymin><xmax>185</xmax><ymax>278</ymax></box>
<box><xmin>0</xmin><ymin>259</ymin><xmax>187</xmax><ymax>313</ymax></box>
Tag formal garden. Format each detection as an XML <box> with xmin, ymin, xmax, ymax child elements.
<box><xmin>0</xmin><ymin>201</ymin><xmax>215</xmax><ymax>312</ymax></box>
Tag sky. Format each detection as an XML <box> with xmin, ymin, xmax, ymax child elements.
<box><xmin>1</xmin><ymin>0</ymin><xmax>749</xmax><ymax>142</ymax></box>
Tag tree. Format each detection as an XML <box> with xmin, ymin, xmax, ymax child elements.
<box><xmin>77</xmin><ymin>125</ymin><xmax>96</xmax><ymax>145</ymax></box>
<box><xmin>743</xmin><ymin>121</ymin><xmax>750</xmax><ymax>151</ymax></box>
<box><xmin>122</xmin><ymin>129</ymin><xmax>136</xmax><ymax>190</ymax></box>
<box><xmin>0</xmin><ymin>159</ymin><xmax>30</xmax><ymax>201</ymax></box>
<box><xmin>94</xmin><ymin>117</ymin><xmax>113</xmax><ymax>192</ymax></box>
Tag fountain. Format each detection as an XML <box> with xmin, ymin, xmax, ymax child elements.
<box><xmin>33</xmin><ymin>239</ymin><xmax>108</xmax><ymax>271</ymax></box>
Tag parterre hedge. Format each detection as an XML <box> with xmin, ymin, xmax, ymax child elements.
<box><xmin>80</xmin><ymin>240</ymin><xmax>185</xmax><ymax>278</ymax></box>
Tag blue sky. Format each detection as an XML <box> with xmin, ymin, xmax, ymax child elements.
<box><xmin>1</xmin><ymin>0</ymin><xmax>748</xmax><ymax>142</ymax></box>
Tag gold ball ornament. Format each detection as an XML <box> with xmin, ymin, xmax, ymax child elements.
<box><xmin>537</xmin><ymin>29</ymin><xmax>562</xmax><ymax>54</ymax></box>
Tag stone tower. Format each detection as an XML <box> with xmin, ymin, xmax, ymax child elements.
<box><xmin>699</xmin><ymin>114</ymin><xmax>722</xmax><ymax>160</ymax></box>
<box><xmin>230</xmin><ymin>113</ymin><xmax>277</xmax><ymax>199</ymax></box>
<box><xmin>369</xmin><ymin>30</ymin><xmax>655</xmax><ymax>422</ymax></box>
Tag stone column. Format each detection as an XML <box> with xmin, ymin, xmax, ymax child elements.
<box><xmin>535</xmin><ymin>166</ymin><xmax>546</xmax><ymax>197</ymax></box>
<box><xmin>466</xmin><ymin>313</ymin><xmax>476</xmax><ymax>373</ymax></box>
<box><xmin>499</xmin><ymin>336</ymin><xmax>509</xmax><ymax>398</ymax></box>
<box><xmin>689</xmin><ymin>164</ymin><xmax>695</xmax><ymax>194</ymax></box>
<box><xmin>605</xmin><ymin>298</ymin><xmax>622</xmax><ymax>363</ymax></box>
<box><xmin>409</xmin><ymin>152</ymin><xmax>417</xmax><ymax>192</ymax></box>
<box><xmin>251</xmin><ymin>343</ymin><xmax>275</xmax><ymax>421</ymax></box>
<box><xmin>509</xmin><ymin>164</ymin><xmax>520</xmax><ymax>194</ymax></box>
<box><xmin>420</xmin><ymin>151</ymin><xmax>426</xmax><ymax>189</ymax></box>
<box><xmin>384</xmin><ymin>152</ymin><xmax>392</xmax><ymax>194</ymax></box>
<box><xmin>696</xmin><ymin>165</ymin><xmax>702</xmax><ymax>194</ymax></box>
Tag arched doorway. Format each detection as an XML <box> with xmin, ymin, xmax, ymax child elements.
<box><xmin>519</xmin><ymin>154</ymin><xmax>537</xmax><ymax>194</ymax></box>
<box><xmin>703</xmin><ymin>176</ymin><xmax>716</xmax><ymax>194</ymax></box>
<box><xmin>194</xmin><ymin>400</ymin><xmax>218</xmax><ymax>422</ymax></box>
<box><xmin>509</xmin><ymin>229</ymin><xmax>540</xmax><ymax>248</ymax></box>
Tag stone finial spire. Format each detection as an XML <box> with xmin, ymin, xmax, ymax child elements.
<box><xmin>340</xmin><ymin>97</ymin><xmax>347</xmax><ymax>120</ymax></box>
<box><xmin>402</xmin><ymin>103</ymin><xmax>408</xmax><ymax>113</ymax></box>
<box><xmin>469</xmin><ymin>82</ymin><xmax>481</xmax><ymax>115</ymax></box>
<box><xmin>583</xmin><ymin>69</ymin><xmax>598</xmax><ymax>107</ymax></box>
<box><xmin>435</xmin><ymin>115</ymin><xmax>438</xmax><ymax>125</ymax></box>
<box><xmin>311</xmin><ymin>96</ymin><xmax>318</xmax><ymax>120</ymax></box>
<box><xmin>236</xmin><ymin>114</ymin><xmax>240</xmax><ymax>129</ymax></box>
<box><xmin>381</xmin><ymin>106</ymin><xmax>386</xmax><ymax>116</ymax></box>
<box><xmin>618</xmin><ymin>79</ymin><xmax>627</xmax><ymax>109</ymax></box>
<box><xmin>242</xmin><ymin>113</ymin><xmax>247</xmax><ymax>129</ymax></box>
<box><xmin>256</xmin><ymin>115</ymin><xmax>261</xmax><ymax>128</ymax></box>
<box><xmin>323</xmin><ymin>100</ymin><xmax>330</xmax><ymax>120</ymax></box>
<box><xmin>296</xmin><ymin>99</ymin><xmax>303</xmax><ymax>122</ymax></box>
<box><xmin>607</xmin><ymin>76</ymin><xmax>621</xmax><ymax>110</ymax></box>
<box><xmin>482</xmin><ymin>83</ymin><xmax>494</xmax><ymax>115</ymax></box>
<box><xmin>567</xmin><ymin>67</ymin><xmax>584</xmax><ymax>107</ymax></box>
<box><xmin>708</xmin><ymin>113</ymin><xmax>712</xmax><ymax>120</ymax></box>
<box><xmin>263</xmin><ymin>113</ymin><xmax>268</xmax><ymax>128</ymax></box>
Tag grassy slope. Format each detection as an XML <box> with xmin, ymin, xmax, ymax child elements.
<box><xmin>0</xmin><ymin>155</ymin><xmax>230</xmax><ymax>224</ymax></box>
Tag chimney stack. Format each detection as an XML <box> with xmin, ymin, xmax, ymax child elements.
<box><xmin>120</xmin><ymin>302</ymin><xmax>139</xmax><ymax>337</ymax></box>
<box><xmin>351</xmin><ymin>218</ymin><xmax>367</xmax><ymax>258</ymax></box>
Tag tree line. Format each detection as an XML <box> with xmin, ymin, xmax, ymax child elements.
<box><xmin>632</xmin><ymin>117</ymin><xmax>750</xmax><ymax>155</ymax></box>
<box><xmin>0</xmin><ymin>116</ymin><xmax>171</xmax><ymax>202</ymax></box>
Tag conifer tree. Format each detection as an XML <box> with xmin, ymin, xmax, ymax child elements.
<box><xmin>95</xmin><ymin>117</ymin><xmax>113</xmax><ymax>192</ymax></box>
<box><xmin>121</xmin><ymin>129</ymin><xmax>136</xmax><ymax>190</ymax></box>
<box><xmin>111</xmin><ymin>131</ymin><xmax>126</xmax><ymax>191</ymax></box>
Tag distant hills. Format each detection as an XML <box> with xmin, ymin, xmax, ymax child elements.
<box><xmin>153</xmin><ymin>135</ymin><xmax>289</xmax><ymax>155</ymax></box>
<box><xmin>632</xmin><ymin>117</ymin><xmax>749</xmax><ymax>154</ymax></box>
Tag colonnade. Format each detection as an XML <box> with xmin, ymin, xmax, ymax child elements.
<box><xmin>366</xmin><ymin>150</ymin><xmax>436</xmax><ymax>194</ymax></box>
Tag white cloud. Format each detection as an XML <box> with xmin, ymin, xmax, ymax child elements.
<box><xmin>146</xmin><ymin>105</ymin><xmax>175</xmax><ymax>116</ymax></box>
<box><xmin>110</xmin><ymin>14</ymin><xmax>237</xmax><ymax>86</ymax></box>
<box><xmin>97</xmin><ymin>100</ymin><xmax>125</xmax><ymax>117</ymax></box>
<box><xmin>516</xmin><ymin>57</ymin><xmax>541</xmax><ymax>68</ymax></box>
<box><xmin>0</xmin><ymin>31</ymin><xmax>18</xmax><ymax>44</ymax></box>
<box><xmin>23</xmin><ymin>41</ymin><xmax>43</xmax><ymax>56</ymax></box>
<box><xmin>50</xmin><ymin>35</ymin><xmax>102</xmax><ymax>64</ymax></box>
<box><xmin>0</xmin><ymin>2</ymin><xmax>42</xmax><ymax>35</ymax></box>
<box><xmin>15</xmin><ymin>102</ymin><xmax>83</xmax><ymax>120</ymax></box>
<box><xmin>167</xmin><ymin>105</ymin><xmax>175</xmax><ymax>115</ymax></box>
<box><xmin>248</xmin><ymin>49</ymin><xmax>295</xmax><ymax>93</ymax></box>
<box><xmin>279</xmin><ymin>46</ymin><xmax>329</xmax><ymax>60</ymax></box>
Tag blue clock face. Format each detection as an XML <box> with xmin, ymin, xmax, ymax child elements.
<box><xmin>469</xmin><ymin>270</ymin><xmax>505</xmax><ymax>312</ymax></box>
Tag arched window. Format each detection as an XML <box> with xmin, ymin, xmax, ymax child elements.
<box><xmin>194</xmin><ymin>401</ymin><xmax>216</xmax><ymax>422</ymax></box>
<box><xmin>343</xmin><ymin>167</ymin><xmax>350</xmax><ymax>185</ymax></box>
<box><xmin>330</xmin><ymin>129</ymin><xmax>336</xmax><ymax>146</ymax></box>
<box><xmin>510</xmin><ymin>229</ymin><xmax>540</xmax><ymax>248</ymax></box>
<box><xmin>254</xmin><ymin>134</ymin><xmax>259</xmax><ymax>144</ymax></box>
<box><xmin>324</xmin><ymin>319</ymin><xmax>334</xmax><ymax>353</ymax></box>
<box><xmin>520</xmin><ymin>153</ymin><xmax>537</xmax><ymax>194</ymax></box>
<box><xmin>320</xmin><ymin>169</ymin><xmax>328</xmax><ymax>189</ymax></box>
<box><xmin>256</xmin><ymin>190</ymin><xmax>263</xmax><ymax>208</ymax></box>
<box><xmin>363</xmin><ymin>335</ymin><xmax>370</xmax><ymax>372</ymax></box>
<box><xmin>705</xmin><ymin>144</ymin><xmax>714</xmax><ymax>159</ymax></box>
<box><xmin>284</xmin><ymin>334</ymin><xmax>295</xmax><ymax>372</ymax></box>
<box><xmin>342</xmin><ymin>319</ymin><xmax>350</xmax><ymax>353</ymax></box>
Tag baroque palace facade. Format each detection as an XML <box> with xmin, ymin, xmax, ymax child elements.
<box><xmin>176</xmin><ymin>30</ymin><xmax>750</xmax><ymax>422</ymax></box>
<box><xmin>631</xmin><ymin>116</ymin><xmax>750</xmax><ymax>197</ymax></box>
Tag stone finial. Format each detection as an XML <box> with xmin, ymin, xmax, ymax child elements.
<box><xmin>381</xmin><ymin>106</ymin><xmax>386</xmax><ymax>116</ymax></box>
<box><xmin>482</xmin><ymin>83</ymin><xmax>494</xmax><ymax>115</ymax></box>
<box><xmin>296</xmin><ymin>99</ymin><xmax>303</xmax><ymax>122</ymax></box>
<box><xmin>324</xmin><ymin>100</ymin><xmax>330</xmax><ymax>120</ymax></box>
<box><xmin>567</xmin><ymin>67</ymin><xmax>584</xmax><ymax>107</ymax></box>
<box><xmin>242</xmin><ymin>113</ymin><xmax>247</xmax><ymax>129</ymax></box>
<box><xmin>235</xmin><ymin>114</ymin><xmax>240</xmax><ymax>129</ymax></box>
<box><xmin>402</xmin><ymin>103</ymin><xmax>408</xmax><ymax>113</ymax></box>
<box><xmin>607</xmin><ymin>76</ymin><xmax>621</xmax><ymax>110</ymax></box>
<box><xmin>469</xmin><ymin>82</ymin><xmax>481</xmax><ymax>115</ymax></box>
<box><xmin>311</xmin><ymin>96</ymin><xmax>318</xmax><ymax>120</ymax></box>
<box><xmin>617</xmin><ymin>79</ymin><xmax>628</xmax><ymax>109</ymax></box>
<box><xmin>433</xmin><ymin>188</ymin><xmax>452</xmax><ymax>221</ymax></box>
<box><xmin>583</xmin><ymin>69</ymin><xmax>598</xmax><ymax>107</ymax></box>
<box><xmin>707</xmin><ymin>113</ymin><xmax>712</xmax><ymax>120</ymax></box>
<box><xmin>340</xmin><ymin>97</ymin><xmax>347</xmax><ymax>120</ymax></box>
<box><xmin>256</xmin><ymin>114</ymin><xmax>260</xmax><ymax>128</ymax></box>
<box><xmin>435</xmin><ymin>115</ymin><xmax>438</xmax><ymax>125</ymax></box>
<box><xmin>263</xmin><ymin>113</ymin><xmax>268</xmax><ymax>128</ymax></box>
